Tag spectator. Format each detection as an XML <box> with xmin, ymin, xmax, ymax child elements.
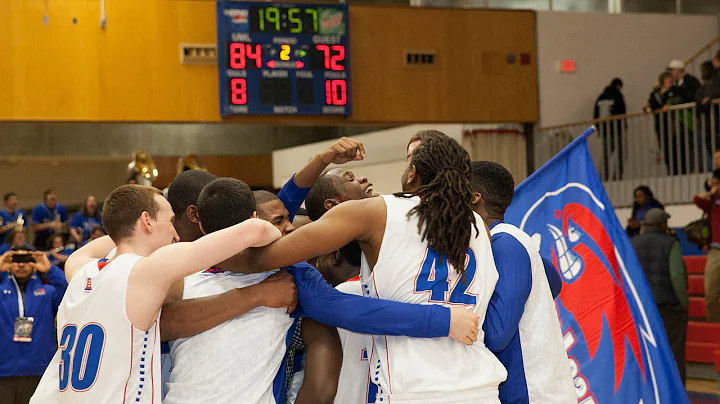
<box><xmin>647</xmin><ymin>72</ymin><xmax>692</xmax><ymax>175</ymax></box>
<box><xmin>594</xmin><ymin>78</ymin><xmax>627</xmax><ymax>180</ymax></box>
<box><xmin>627</xmin><ymin>186</ymin><xmax>664</xmax><ymax>238</ymax></box>
<box><xmin>696</xmin><ymin>50</ymin><xmax>720</xmax><ymax>111</ymax></box>
<box><xmin>0</xmin><ymin>193</ymin><xmax>28</xmax><ymax>241</ymax></box>
<box><xmin>31</xmin><ymin>189</ymin><xmax>68</xmax><ymax>251</ymax></box>
<box><xmin>69</xmin><ymin>195</ymin><xmax>102</xmax><ymax>245</ymax></box>
<box><xmin>697</xmin><ymin>54</ymin><xmax>720</xmax><ymax>158</ymax></box>
<box><xmin>693</xmin><ymin>183</ymin><xmax>720</xmax><ymax>322</ymax></box>
<box><xmin>0</xmin><ymin>231</ymin><xmax>27</xmax><ymax>255</ymax></box>
<box><xmin>0</xmin><ymin>245</ymin><xmax>67</xmax><ymax>403</ymax></box>
<box><xmin>81</xmin><ymin>227</ymin><xmax>105</xmax><ymax>247</ymax></box>
<box><xmin>45</xmin><ymin>234</ymin><xmax>73</xmax><ymax>270</ymax></box>
<box><xmin>704</xmin><ymin>159</ymin><xmax>720</xmax><ymax>191</ymax></box>
<box><xmin>701</xmin><ymin>60</ymin><xmax>716</xmax><ymax>84</ymax></box>
<box><xmin>630</xmin><ymin>208</ymin><xmax>688</xmax><ymax>384</ymax></box>
<box><xmin>669</xmin><ymin>59</ymin><xmax>702</xmax><ymax>101</ymax></box>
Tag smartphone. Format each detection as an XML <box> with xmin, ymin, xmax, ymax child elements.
<box><xmin>12</xmin><ymin>254</ymin><xmax>36</xmax><ymax>264</ymax></box>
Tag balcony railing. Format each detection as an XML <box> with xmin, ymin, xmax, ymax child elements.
<box><xmin>535</xmin><ymin>99</ymin><xmax>720</xmax><ymax>207</ymax></box>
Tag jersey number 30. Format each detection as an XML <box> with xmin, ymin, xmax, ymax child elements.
<box><xmin>59</xmin><ymin>323</ymin><xmax>106</xmax><ymax>392</ymax></box>
<box><xmin>414</xmin><ymin>246</ymin><xmax>477</xmax><ymax>306</ymax></box>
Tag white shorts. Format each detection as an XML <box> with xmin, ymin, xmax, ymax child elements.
<box><xmin>376</xmin><ymin>387</ymin><xmax>500</xmax><ymax>404</ymax></box>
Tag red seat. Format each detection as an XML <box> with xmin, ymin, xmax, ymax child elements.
<box><xmin>687</xmin><ymin>321</ymin><xmax>720</xmax><ymax>344</ymax></box>
<box><xmin>688</xmin><ymin>275</ymin><xmax>705</xmax><ymax>295</ymax></box>
<box><xmin>714</xmin><ymin>350</ymin><xmax>720</xmax><ymax>372</ymax></box>
<box><xmin>686</xmin><ymin>342</ymin><xmax>719</xmax><ymax>364</ymax></box>
<box><xmin>689</xmin><ymin>297</ymin><xmax>707</xmax><ymax>319</ymax></box>
<box><xmin>684</xmin><ymin>256</ymin><xmax>706</xmax><ymax>275</ymax></box>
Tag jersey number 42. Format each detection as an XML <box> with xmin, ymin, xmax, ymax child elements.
<box><xmin>413</xmin><ymin>246</ymin><xmax>478</xmax><ymax>306</ymax></box>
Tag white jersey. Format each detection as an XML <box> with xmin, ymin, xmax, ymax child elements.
<box><xmin>164</xmin><ymin>268</ymin><xmax>294</xmax><ymax>404</ymax></box>
<box><xmin>490</xmin><ymin>223</ymin><xmax>576</xmax><ymax>403</ymax></box>
<box><xmin>53</xmin><ymin>253</ymin><xmax>161</xmax><ymax>404</ymax></box>
<box><xmin>361</xmin><ymin>196</ymin><xmax>506</xmax><ymax>403</ymax></box>
<box><xmin>334</xmin><ymin>278</ymin><xmax>375</xmax><ymax>404</ymax></box>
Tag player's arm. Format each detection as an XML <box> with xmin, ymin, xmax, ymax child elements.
<box><xmin>253</xmin><ymin>198</ymin><xmax>379</xmax><ymax>270</ymax></box>
<box><xmin>136</xmin><ymin>218</ymin><xmax>280</xmax><ymax>284</ymax></box>
<box><xmin>127</xmin><ymin>219</ymin><xmax>281</xmax><ymax>330</ymax></box>
<box><xmin>295</xmin><ymin>319</ymin><xmax>342</xmax><ymax>404</ymax></box>
<box><xmin>280</xmin><ymin>137</ymin><xmax>366</xmax><ymax>221</ymax></box>
<box><xmin>64</xmin><ymin>235</ymin><xmax>116</xmax><ymax>281</ymax></box>
<box><xmin>160</xmin><ymin>271</ymin><xmax>297</xmax><ymax>342</ymax></box>
<box><xmin>288</xmin><ymin>262</ymin><xmax>478</xmax><ymax>343</ymax></box>
<box><xmin>293</xmin><ymin>137</ymin><xmax>365</xmax><ymax>188</ymax></box>
<box><xmin>482</xmin><ymin>235</ymin><xmax>533</xmax><ymax>352</ymax></box>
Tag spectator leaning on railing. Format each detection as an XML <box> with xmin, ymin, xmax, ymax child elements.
<box><xmin>693</xmin><ymin>182</ymin><xmax>720</xmax><ymax>322</ymax></box>
<box><xmin>0</xmin><ymin>245</ymin><xmax>67</xmax><ymax>403</ymax></box>
<box><xmin>669</xmin><ymin>59</ymin><xmax>701</xmax><ymax>102</ymax></box>
<box><xmin>696</xmin><ymin>50</ymin><xmax>720</xmax><ymax>110</ymax></box>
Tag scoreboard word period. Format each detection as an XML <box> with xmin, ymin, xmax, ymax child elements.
<box><xmin>217</xmin><ymin>1</ymin><xmax>351</xmax><ymax>117</ymax></box>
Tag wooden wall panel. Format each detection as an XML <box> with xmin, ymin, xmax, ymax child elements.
<box><xmin>0</xmin><ymin>1</ymin><xmax>537</xmax><ymax>123</ymax></box>
<box><xmin>152</xmin><ymin>155</ymin><xmax>273</xmax><ymax>189</ymax></box>
<box><xmin>349</xmin><ymin>6</ymin><xmax>538</xmax><ymax>123</ymax></box>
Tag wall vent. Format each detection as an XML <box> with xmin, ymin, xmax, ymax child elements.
<box><xmin>180</xmin><ymin>44</ymin><xmax>217</xmax><ymax>65</ymax></box>
<box><xmin>404</xmin><ymin>50</ymin><xmax>436</xmax><ymax>66</ymax></box>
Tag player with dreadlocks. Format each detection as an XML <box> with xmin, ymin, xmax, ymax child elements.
<box><xmin>253</xmin><ymin>132</ymin><xmax>506</xmax><ymax>403</ymax></box>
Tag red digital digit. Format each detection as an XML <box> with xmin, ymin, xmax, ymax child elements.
<box><xmin>330</xmin><ymin>45</ymin><xmax>345</xmax><ymax>71</ymax></box>
<box><xmin>229</xmin><ymin>43</ymin><xmax>246</xmax><ymax>69</ymax></box>
<box><xmin>246</xmin><ymin>44</ymin><xmax>262</xmax><ymax>68</ymax></box>
<box><xmin>316</xmin><ymin>44</ymin><xmax>330</xmax><ymax>69</ymax></box>
<box><xmin>332</xmin><ymin>80</ymin><xmax>347</xmax><ymax>105</ymax></box>
<box><xmin>325</xmin><ymin>80</ymin><xmax>347</xmax><ymax>106</ymax></box>
<box><xmin>325</xmin><ymin>80</ymin><xmax>332</xmax><ymax>105</ymax></box>
<box><xmin>231</xmin><ymin>78</ymin><xmax>247</xmax><ymax>105</ymax></box>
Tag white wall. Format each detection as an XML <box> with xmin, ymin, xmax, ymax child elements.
<box><xmin>537</xmin><ymin>11</ymin><xmax>719</xmax><ymax>127</ymax></box>
<box><xmin>272</xmin><ymin>125</ymin><xmax>463</xmax><ymax>195</ymax></box>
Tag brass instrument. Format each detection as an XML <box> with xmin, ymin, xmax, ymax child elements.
<box><xmin>14</xmin><ymin>213</ymin><xmax>24</xmax><ymax>233</ymax></box>
<box><xmin>176</xmin><ymin>154</ymin><xmax>207</xmax><ymax>175</ymax></box>
<box><xmin>127</xmin><ymin>149</ymin><xmax>159</xmax><ymax>187</ymax></box>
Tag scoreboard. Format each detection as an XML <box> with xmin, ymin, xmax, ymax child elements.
<box><xmin>216</xmin><ymin>1</ymin><xmax>351</xmax><ymax>117</ymax></box>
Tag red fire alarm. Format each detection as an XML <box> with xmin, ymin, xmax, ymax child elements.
<box><xmin>559</xmin><ymin>59</ymin><xmax>576</xmax><ymax>73</ymax></box>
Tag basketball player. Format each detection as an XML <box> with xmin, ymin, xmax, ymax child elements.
<box><xmin>34</xmin><ymin>184</ymin><xmax>281</xmax><ymax>404</ymax></box>
<box><xmin>252</xmin><ymin>133</ymin><xmax>507</xmax><ymax>403</ymax></box>
<box><xmin>471</xmin><ymin>161</ymin><xmax>575</xmax><ymax>403</ymax></box>
<box><xmin>164</xmin><ymin>178</ymin><xmax>480</xmax><ymax>404</ymax></box>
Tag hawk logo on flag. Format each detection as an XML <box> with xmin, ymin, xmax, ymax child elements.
<box><xmin>505</xmin><ymin>127</ymin><xmax>688</xmax><ymax>404</ymax></box>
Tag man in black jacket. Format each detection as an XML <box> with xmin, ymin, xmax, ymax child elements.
<box><xmin>669</xmin><ymin>59</ymin><xmax>702</xmax><ymax>101</ymax></box>
<box><xmin>594</xmin><ymin>78</ymin><xmax>626</xmax><ymax>180</ymax></box>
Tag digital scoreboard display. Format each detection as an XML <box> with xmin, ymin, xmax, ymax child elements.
<box><xmin>217</xmin><ymin>1</ymin><xmax>351</xmax><ymax>116</ymax></box>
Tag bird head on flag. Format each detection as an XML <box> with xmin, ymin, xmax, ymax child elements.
<box><xmin>505</xmin><ymin>127</ymin><xmax>688</xmax><ymax>403</ymax></box>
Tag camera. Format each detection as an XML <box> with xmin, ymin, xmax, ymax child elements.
<box><xmin>12</xmin><ymin>254</ymin><xmax>36</xmax><ymax>264</ymax></box>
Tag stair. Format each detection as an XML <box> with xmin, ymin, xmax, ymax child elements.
<box><xmin>682</xmin><ymin>255</ymin><xmax>720</xmax><ymax>378</ymax></box>
<box><xmin>684</xmin><ymin>256</ymin><xmax>706</xmax><ymax>275</ymax></box>
<box><xmin>690</xmin><ymin>297</ymin><xmax>707</xmax><ymax>319</ymax></box>
<box><xmin>689</xmin><ymin>275</ymin><xmax>705</xmax><ymax>295</ymax></box>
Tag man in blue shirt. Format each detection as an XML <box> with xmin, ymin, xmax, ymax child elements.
<box><xmin>0</xmin><ymin>245</ymin><xmax>67</xmax><ymax>403</ymax></box>
<box><xmin>471</xmin><ymin>161</ymin><xmax>575</xmax><ymax>404</ymax></box>
<box><xmin>69</xmin><ymin>195</ymin><xmax>103</xmax><ymax>245</ymax></box>
<box><xmin>31</xmin><ymin>190</ymin><xmax>68</xmax><ymax>250</ymax></box>
<box><xmin>0</xmin><ymin>193</ymin><xmax>28</xmax><ymax>240</ymax></box>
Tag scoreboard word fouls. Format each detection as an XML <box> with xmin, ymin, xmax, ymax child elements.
<box><xmin>217</xmin><ymin>2</ymin><xmax>351</xmax><ymax>116</ymax></box>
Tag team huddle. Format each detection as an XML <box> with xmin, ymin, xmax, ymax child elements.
<box><xmin>29</xmin><ymin>130</ymin><xmax>576</xmax><ymax>404</ymax></box>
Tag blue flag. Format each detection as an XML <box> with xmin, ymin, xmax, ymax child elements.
<box><xmin>504</xmin><ymin>127</ymin><xmax>688</xmax><ymax>403</ymax></box>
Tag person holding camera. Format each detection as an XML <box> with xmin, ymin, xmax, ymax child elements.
<box><xmin>0</xmin><ymin>245</ymin><xmax>67</xmax><ymax>403</ymax></box>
